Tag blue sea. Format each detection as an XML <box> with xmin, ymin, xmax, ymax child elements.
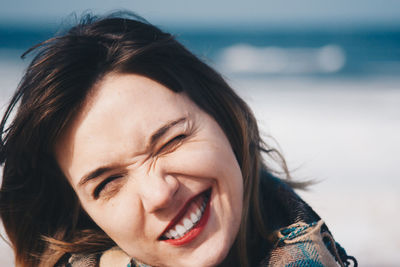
<box><xmin>1</xmin><ymin>24</ymin><xmax>400</xmax><ymax>78</ymax></box>
<box><xmin>1</xmin><ymin>24</ymin><xmax>400</xmax><ymax>266</ymax></box>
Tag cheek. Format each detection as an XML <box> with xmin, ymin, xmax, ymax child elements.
<box><xmin>80</xmin><ymin>194</ymin><xmax>143</xmax><ymax>242</ymax></box>
<box><xmin>164</xmin><ymin>141</ymin><xmax>240</xmax><ymax>183</ymax></box>
<box><xmin>165</xmin><ymin>141</ymin><xmax>244</xmax><ymax>218</ymax></box>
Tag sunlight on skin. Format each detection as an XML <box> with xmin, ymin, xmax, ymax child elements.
<box><xmin>55</xmin><ymin>73</ymin><xmax>244</xmax><ymax>267</ymax></box>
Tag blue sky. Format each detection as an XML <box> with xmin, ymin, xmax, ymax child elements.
<box><xmin>1</xmin><ymin>0</ymin><xmax>400</xmax><ymax>27</ymax></box>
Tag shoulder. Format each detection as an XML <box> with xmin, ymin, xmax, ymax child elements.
<box><xmin>261</xmin><ymin>220</ymin><xmax>348</xmax><ymax>266</ymax></box>
<box><xmin>258</xmin><ymin>171</ymin><xmax>357</xmax><ymax>266</ymax></box>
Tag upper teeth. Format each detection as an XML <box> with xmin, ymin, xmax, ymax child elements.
<box><xmin>163</xmin><ymin>196</ymin><xmax>207</xmax><ymax>239</ymax></box>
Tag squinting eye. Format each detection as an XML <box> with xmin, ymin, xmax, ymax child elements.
<box><xmin>93</xmin><ymin>175</ymin><xmax>123</xmax><ymax>199</ymax></box>
<box><xmin>159</xmin><ymin>134</ymin><xmax>187</xmax><ymax>153</ymax></box>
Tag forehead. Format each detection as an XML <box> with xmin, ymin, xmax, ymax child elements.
<box><xmin>83</xmin><ymin>73</ymin><xmax>196</xmax><ymax>127</ymax></box>
<box><xmin>86</xmin><ymin>73</ymin><xmax>184</xmax><ymax>117</ymax></box>
<box><xmin>55</xmin><ymin>73</ymin><xmax>198</xmax><ymax>181</ymax></box>
<box><xmin>84</xmin><ymin>74</ymin><xmax>195</xmax><ymax>138</ymax></box>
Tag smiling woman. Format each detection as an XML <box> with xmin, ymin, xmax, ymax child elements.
<box><xmin>55</xmin><ymin>74</ymin><xmax>244</xmax><ymax>266</ymax></box>
<box><xmin>0</xmin><ymin>13</ymin><xmax>356</xmax><ymax>267</ymax></box>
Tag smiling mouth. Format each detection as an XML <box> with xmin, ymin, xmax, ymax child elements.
<box><xmin>159</xmin><ymin>188</ymin><xmax>211</xmax><ymax>245</ymax></box>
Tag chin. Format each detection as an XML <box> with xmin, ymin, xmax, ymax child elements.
<box><xmin>185</xmin><ymin>233</ymin><xmax>236</xmax><ymax>267</ymax></box>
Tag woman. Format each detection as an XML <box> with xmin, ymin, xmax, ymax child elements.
<box><xmin>0</xmin><ymin>13</ymin><xmax>356</xmax><ymax>266</ymax></box>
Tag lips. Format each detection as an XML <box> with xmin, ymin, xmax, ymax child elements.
<box><xmin>159</xmin><ymin>189</ymin><xmax>211</xmax><ymax>246</ymax></box>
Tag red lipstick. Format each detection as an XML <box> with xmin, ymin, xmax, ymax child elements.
<box><xmin>159</xmin><ymin>189</ymin><xmax>211</xmax><ymax>246</ymax></box>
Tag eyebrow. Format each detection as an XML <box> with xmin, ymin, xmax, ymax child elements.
<box><xmin>77</xmin><ymin>117</ymin><xmax>188</xmax><ymax>187</ymax></box>
<box><xmin>148</xmin><ymin>117</ymin><xmax>187</xmax><ymax>150</ymax></box>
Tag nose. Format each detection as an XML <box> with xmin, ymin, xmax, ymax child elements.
<box><xmin>138</xmin><ymin>170</ymin><xmax>179</xmax><ymax>213</ymax></box>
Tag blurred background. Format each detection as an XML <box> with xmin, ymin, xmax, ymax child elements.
<box><xmin>1</xmin><ymin>0</ymin><xmax>399</xmax><ymax>266</ymax></box>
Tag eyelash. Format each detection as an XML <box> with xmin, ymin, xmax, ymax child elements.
<box><xmin>92</xmin><ymin>134</ymin><xmax>187</xmax><ymax>199</ymax></box>
<box><xmin>158</xmin><ymin>134</ymin><xmax>187</xmax><ymax>153</ymax></box>
<box><xmin>93</xmin><ymin>175</ymin><xmax>123</xmax><ymax>199</ymax></box>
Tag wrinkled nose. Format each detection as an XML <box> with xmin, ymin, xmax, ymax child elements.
<box><xmin>139</xmin><ymin>171</ymin><xmax>179</xmax><ymax>213</ymax></box>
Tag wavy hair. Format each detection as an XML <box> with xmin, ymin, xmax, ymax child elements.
<box><xmin>0</xmin><ymin>13</ymin><xmax>294</xmax><ymax>266</ymax></box>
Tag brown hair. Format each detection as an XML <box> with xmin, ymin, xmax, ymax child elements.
<box><xmin>0</xmin><ymin>13</ymin><xmax>293</xmax><ymax>266</ymax></box>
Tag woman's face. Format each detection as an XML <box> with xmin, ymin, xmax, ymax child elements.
<box><xmin>55</xmin><ymin>73</ymin><xmax>243</xmax><ymax>266</ymax></box>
